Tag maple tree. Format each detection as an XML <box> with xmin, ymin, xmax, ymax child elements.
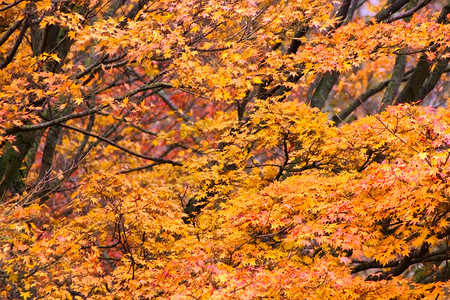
<box><xmin>1</xmin><ymin>0</ymin><xmax>450</xmax><ymax>298</ymax></box>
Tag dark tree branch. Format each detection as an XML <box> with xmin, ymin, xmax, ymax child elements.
<box><xmin>396</xmin><ymin>5</ymin><xmax>450</xmax><ymax>104</ymax></box>
<box><xmin>59</xmin><ymin>123</ymin><xmax>182</xmax><ymax>166</ymax></box>
<box><xmin>417</xmin><ymin>50</ymin><xmax>449</xmax><ymax>102</ymax></box>
<box><xmin>353</xmin><ymin>247</ymin><xmax>449</xmax><ymax>274</ymax></box>
<box><xmin>74</xmin><ymin>53</ymin><xmax>127</xmax><ymax>80</ymax></box>
<box><xmin>333</xmin><ymin>69</ymin><xmax>413</xmax><ymax>125</ymax></box>
<box><xmin>4</xmin><ymin>81</ymin><xmax>173</xmax><ymax>135</ymax></box>
<box><xmin>0</xmin><ymin>0</ymin><xmax>25</xmax><ymax>13</ymax></box>
<box><xmin>118</xmin><ymin>144</ymin><xmax>182</xmax><ymax>174</ymax></box>
<box><xmin>4</xmin><ymin>105</ymin><xmax>108</xmax><ymax>135</ymax></box>
<box><xmin>274</xmin><ymin>135</ymin><xmax>290</xmax><ymax>181</ymax></box>
<box><xmin>0</xmin><ymin>18</ymin><xmax>24</xmax><ymax>47</ymax></box>
<box><xmin>0</xmin><ymin>17</ymin><xmax>28</xmax><ymax>70</ymax></box>
<box><xmin>308</xmin><ymin>0</ymin><xmax>416</xmax><ymax>110</ymax></box>
<box><xmin>115</xmin><ymin>81</ymin><xmax>173</xmax><ymax>101</ymax></box>
<box><xmin>237</xmin><ymin>23</ymin><xmax>309</xmax><ymax>121</ymax></box>
<box><xmin>396</xmin><ymin>55</ymin><xmax>432</xmax><ymax>104</ymax></box>
<box><xmin>158</xmin><ymin>90</ymin><xmax>193</xmax><ymax>124</ymax></box>
<box><xmin>66</xmin><ymin>288</ymin><xmax>87</xmax><ymax>300</ymax></box>
<box><xmin>365</xmin><ymin>243</ymin><xmax>429</xmax><ymax>281</ymax></box>
<box><xmin>307</xmin><ymin>0</ymin><xmax>354</xmax><ymax>109</ymax></box>
<box><xmin>286</xmin><ymin>25</ymin><xmax>309</xmax><ymax>56</ymax></box>
<box><xmin>385</xmin><ymin>0</ymin><xmax>432</xmax><ymax>23</ymax></box>
<box><xmin>127</xmin><ymin>122</ymin><xmax>157</xmax><ymax>136</ymax></box>
<box><xmin>309</xmin><ymin>71</ymin><xmax>340</xmax><ymax>109</ymax></box>
<box><xmin>126</xmin><ymin>0</ymin><xmax>150</xmax><ymax>19</ymax></box>
<box><xmin>374</xmin><ymin>0</ymin><xmax>411</xmax><ymax>23</ymax></box>
<box><xmin>74</xmin><ymin>54</ymin><xmax>109</xmax><ymax>79</ymax></box>
<box><xmin>332</xmin><ymin>80</ymin><xmax>390</xmax><ymax>125</ymax></box>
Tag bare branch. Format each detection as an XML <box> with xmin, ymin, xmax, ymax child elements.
<box><xmin>158</xmin><ymin>90</ymin><xmax>193</xmax><ymax>124</ymax></box>
<box><xmin>59</xmin><ymin>123</ymin><xmax>182</xmax><ymax>166</ymax></box>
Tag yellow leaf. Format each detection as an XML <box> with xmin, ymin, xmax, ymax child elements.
<box><xmin>253</xmin><ymin>77</ymin><xmax>263</xmax><ymax>84</ymax></box>
<box><xmin>20</xmin><ymin>291</ymin><xmax>31</xmax><ymax>300</ymax></box>
<box><xmin>417</xmin><ymin>152</ymin><xmax>428</xmax><ymax>160</ymax></box>
<box><xmin>191</xmin><ymin>24</ymin><xmax>200</xmax><ymax>33</ymax></box>
<box><xmin>50</xmin><ymin>53</ymin><xmax>61</xmax><ymax>63</ymax></box>
<box><xmin>68</xmin><ymin>31</ymin><xmax>76</xmax><ymax>40</ymax></box>
<box><xmin>9</xmin><ymin>273</ymin><xmax>18</xmax><ymax>283</ymax></box>
<box><xmin>74</xmin><ymin>97</ymin><xmax>83</xmax><ymax>105</ymax></box>
<box><xmin>107</xmin><ymin>114</ymin><xmax>115</xmax><ymax>124</ymax></box>
<box><xmin>304</xmin><ymin>62</ymin><xmax>314</xmax><ymax>70</ymax></box>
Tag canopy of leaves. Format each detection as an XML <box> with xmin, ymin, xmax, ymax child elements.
<box><xmin>0</xmin><ymin>0</ymin><xmax>450</xmax><ymax>299</ymax></box>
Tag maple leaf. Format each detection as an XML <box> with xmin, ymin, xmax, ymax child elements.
<box><xmin>0</xmin><ymin>0</ymin><xmax>449</xmax><ymax>299</ymax></box>
<box><xmin>74</xmin><ymin>97</ymin><xmax>83</xmax><ymax>105</ymax></box>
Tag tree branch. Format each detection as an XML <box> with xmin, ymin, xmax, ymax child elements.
<box><xmin>374</xmin><ymin>0</ymin><xmax>411</xmax><ymax>23</ymax></box>
<box><xmin>396</xmin><ymin>5</ymin><xmax>450</xmax><ymax>104</ymax></box>
<box><xmin>381</xmin><ymin>54</ymin><xmax>407</xmax><ymax>109</ymax></box>
<box><xmin>59</xmin><ymin>123</ymin><xmax>182</xmax><ymax>166</ymax></box>
<box><xmin>0</xmin><ymin>17</ymin><xmax>28</xmax><ymax>70</ymax></box>
<box><xmin>0</xmin><ymin>18</ymin><xmax>24</xmax><ymax>47</ymax></box>
<box><xmin>353</xmin><ymin>247</ymin><xmax>449</xmax><ymax>275</ymax></box>
<box><xmin>157</xmin><ymin>90</ymin><xmax>193</xmax><ymax>124</ymax></box>
<box><xmin>4</xmin><ymin>81</ymin><xmax>173</xmax><ymax>135</ymax></box>
<box><xmin>417</xmin><ymin>50</ymin><xmax>450</xmax><ymax>102</ymax></box>
<box><xmin>333</xmin><ymin>69</ymin><xmax>413</xmax><ymax>125</ymax></box>
<box><xmin>4</xmin><ymin>105</ymin><xmax>108</xmax><ymax>135</ymax></box>
<box><xmin>0</xmin><ymin>0</ymin><xmax>25</xmax><ymax>13</ymax></box>
<box><xmin>308</xmin><ymin>0</ymin><xmax>415</xmax><ymax>109</ymax></box>
<box><xmin>365</xmin><ymin>243</ymin><xmax>429</xmax><ymax>281</ymax></box>
<box><xmin>385</xmin><ymin>0</ymin><xmax>432</xmax><ymax>23</ymax></box>
<box><xmin>332</xmin><ymin>80</ymin><xmax>390</xmax><ymax>125</ymax></box>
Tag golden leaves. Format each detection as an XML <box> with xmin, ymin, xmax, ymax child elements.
<box><xmin>1</xmin><ymin>0</ymin><xmax>450</xmax><ymax>298</ymax></box>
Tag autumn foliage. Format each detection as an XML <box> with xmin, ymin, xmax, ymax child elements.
<box><xmin>1</xmin><ymin>0</ymin><xmax>450</xmax><ymax>299</ymax></box>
